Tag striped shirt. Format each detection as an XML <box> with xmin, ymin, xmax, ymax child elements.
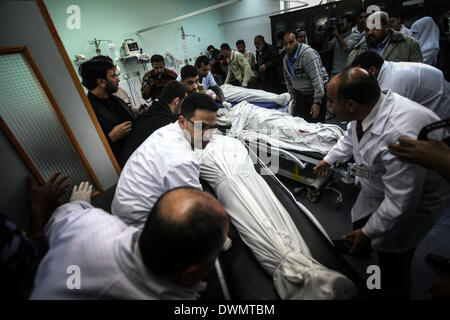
<box><xmin>283</xmin><ymin>43</ymin><xmax>329</xmax><ymax>104</ymax></box>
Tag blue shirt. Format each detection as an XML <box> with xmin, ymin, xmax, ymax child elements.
<box><xmin>286</xmin><ymin>44</ymin><xmax>302</xmax><ymax>77</ymax></box>
<box><xmin>176</xmin><ymin>70</ymin><xmax>217</xmax><ymax>90</ymax></box>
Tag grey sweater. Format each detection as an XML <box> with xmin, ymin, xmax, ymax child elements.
<box><xmin>283</xmin><ymin>44</ymin><xmax>329</xmax><ymax>104</ymax></box>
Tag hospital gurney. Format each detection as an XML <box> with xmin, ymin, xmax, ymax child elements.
<box><xmin>207</xmin><ymin>84</ymin><xmax>292</xmax><ymax>112</ymax></box>
<box><xmin>218</xmin><ymin>101</ymin><xmax>349</xmax><ymax>202</ymax></box>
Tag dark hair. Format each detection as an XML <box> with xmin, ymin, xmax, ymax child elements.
<box><xmin>207</xmin><ymin>45</ymin><xmax>215</xmax><ymax>51</ymax></box>
<box><xmin>138</xmin><ymin>187</ymin><xmax>228</xmax><ymax>276</ymax></box>
<box><xmin>390</xmin><ymin>11</ymin><xmax>404</xmax><ymax>20</ymax></box>
<box><xmin>79</xmin><ymin>58</ymin><xmax>115</xmax><ymax>90</ymax></box>
<box><xmin>161</xmin><ymin>80</ymin><xmax>187</xmax><ymax>105</ymax></box>
<box><xmin>194</xmin><ymin>55</ymin><xmax>210</xmax><ymax>68</ymax></box>
<box><xmin>180</xmin><ymin>65</ymin><xmax>199</xmax><ymax>80</ymax></box>
<box><xmin>150</xmin><ymin>54</ymin><xmax>164</xmax><ymax>64</ymax></box>
<box><xmin>342</xmin><ymin>14</ymin><xmax>355</xmax><ymax>26</ymax></box>
<box><xmin>254</xmin><ymin>35</ymin><xmax>264</xmax><ymax>42</ymax></box>
<box><xmin>336</xmin><ymin>67</ymin><xmax>381</xmax><ymax>105</ymax></box>
<box><xmin>236</xmin><ymin>39</ymin><xmax>245</xmax><ymax>47</ymax></box>
<box><xmin>283</xmin><ymin>30</ymin><xmax>299</xmax><ymax>40</ymax></box>
<box><xmin>91</xmin><ymin>55</ymin><xmax>113</xmax><ymax>63</ymax></box>
<box><xmin>351</xmin><ymin>51</ymin><xmax>384</xmax><ymax>71</ymax></box>
<box><xmin>220</xmin><ymin>43</ymin><xmax>231</xmax><ymax>51</ymax></box>
<box><xmin>181</xmin><ymin>92</ymin><xmax>218</xmax><ymax>119</ymax></box>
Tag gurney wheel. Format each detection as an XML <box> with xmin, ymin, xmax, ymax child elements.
<box><xmin>307</xmin><ymin>188</ymin><xmax>320</xmax><ymax>203</ymax></box>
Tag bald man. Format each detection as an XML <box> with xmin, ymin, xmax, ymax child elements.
<box><xmin>30</xmin><ymin>187</ymin><xmax>229</xmax><ymax>299</ymax></box>
<box><xmin>314</xmin><ymin>68</ymin><xmax>449</xmax><ymax>299</ymax></box>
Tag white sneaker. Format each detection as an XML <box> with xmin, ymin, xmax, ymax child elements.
<box><xmin>222</xmin><ymin>237</ymin><xmax>232</xmax><ymax>251</ymax></box>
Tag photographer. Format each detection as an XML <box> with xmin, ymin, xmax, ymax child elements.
<box><xmin>322</xmin><ymin>15</ymin><xmax>361</xmax><ymax>78</ymax></box>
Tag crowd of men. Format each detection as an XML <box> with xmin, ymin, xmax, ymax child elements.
<box><xmin>1</xmin><ymin>9</ymin><xmax>450</xmax><ymax>301</ymax></box>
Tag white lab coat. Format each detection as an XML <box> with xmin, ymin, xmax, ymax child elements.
<box><xmin>377</xmin><ymin>61</ymin><xmax>450</xmax><ymax>121</ymax></box>
<box><xmin>111</xmin><ymin>122</ymin><xmax>202</xmax><ymax>229</ymax></box>
<box><xmin>324</xmin><ymin>91</ymin><xmax>449</xmax><ymax>253</ymax></box>
<box><xmin>196</xmin><ymin>135</ymin><xmax>357</xmax><ymax>299</ymax></box>
<box><xmin>410</xmin><ymin>17</ymin><xmax>440</xmax><ymax>66</ymax></box>
<box><xmin>30</xmin><ymin>201</ymin><xmax>203</xmax><ymax>299</ymax></box>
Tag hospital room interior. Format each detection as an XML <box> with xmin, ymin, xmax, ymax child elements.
<box><xmin>1</xmin><ymin>0</ymin><xmax>450</xmax><ymax>301</ymax></box>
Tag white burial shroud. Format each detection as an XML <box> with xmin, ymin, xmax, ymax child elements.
<box><xmin>218</xmin><ymin>101</ymin><xmax>345</xmax><ymax>155</ymax></box>
<box><xmin>220</xmin><ymin>84</ymin><xmax>292</xmax><ymax>106</ymax></box>
<box><xmin>196</xmin><ymin>135</ymin><xmax>357</xmax><ymax>299</ymax></box>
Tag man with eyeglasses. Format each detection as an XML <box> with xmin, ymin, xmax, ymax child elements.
<box><xmin>112</xmin><ymin>93</ymin><xmax>218</xmax><ymax>229</ymax></box>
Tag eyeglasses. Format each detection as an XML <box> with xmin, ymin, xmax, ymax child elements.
<box><xmin>187</xmin><ymin>118</ymin><xmax>217</xmax><ymax>132</ymax></box>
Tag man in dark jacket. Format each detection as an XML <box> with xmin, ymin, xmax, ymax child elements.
<box><xmin>141</xmin><ymin>54</ymin><xmax>178</xmax><ymax>101</ymax></box>
<box><xmin>80</xmin><ymin>58</ymin><xmax>135</xmax><ymax>163</ymax></box>
<box><xmin>254</xmin><ymin>35</ymin><xmax>281</xmax><ymax>93</ymax></box>
<box><xmin>117</xmin><ymin>80</ymin><xmax>187</xmax><ymax>167</ymax></box>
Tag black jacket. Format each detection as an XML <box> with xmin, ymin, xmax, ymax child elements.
<box><xmin>88</xmin><ymin>92</ymin><xmax>135</xmax><ymax>161</ymax></box>
<box><xmin>117</xmin><ymin>100</ymin><xmax>177</xmax><ymax>167</ymax></box>
<box><xmin>256</xmin><ymin>43</ymin><xmax>280</xmax><ymax>71</ymax></box>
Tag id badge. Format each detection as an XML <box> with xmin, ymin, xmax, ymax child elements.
<box><xmin>354</xmin><ymin>165</ymin><xmax>372</xmax><ymax>180</ymax></box>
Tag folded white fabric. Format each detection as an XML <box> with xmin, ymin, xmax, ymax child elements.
<box><xmin>196</xmin><ymin>135</ymin><xmax>357</xmax><ymax>299</ymax></box>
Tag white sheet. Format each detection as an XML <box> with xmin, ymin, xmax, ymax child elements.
<box><xmin>196</xmin><ymin>135</ymin><xmax>357</xmax><ymax>299</ymax></box>
<box><xmin>218</xmin><ymin>101</ymin><xmax>345</xmax><ymax>155</ymax></box>
<box><xmin>219</xmin><ymin>84</ymin><xmax>291</xmax><ymax>106</ymax></box>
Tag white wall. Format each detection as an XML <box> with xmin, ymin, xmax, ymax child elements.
<box><xmin>219</xmin><ymin>0</ymin><xmax>281</xmax><ymax>54</ymax></box>
<box><xmin>0</xmin><ymin>1</ymin><xmax>119</xmax><ymax>209</ymax></box>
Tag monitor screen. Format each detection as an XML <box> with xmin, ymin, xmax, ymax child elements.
<box><xmin>127</xmin><ymin>42</ymin><xmax>139</xmax><ymax>51</ymax></box>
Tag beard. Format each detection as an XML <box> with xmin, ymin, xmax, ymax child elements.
<box><xmin>105</xmin><ymin>80</ymin><xmax>118</xmax><ymax>94</ymax></box>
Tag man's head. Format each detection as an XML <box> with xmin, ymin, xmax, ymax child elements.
<box><xmin>207</xmin><ymin>45</ymin><xmax>215</xmax><ymax>57</ymax></box>
<box><xmin>254</xmin><ymin>35</ymin><xmax>265</xmax><ymax>51</ymax></box>
<box><xmin>139</xmin><ymin>187</ymin><xmax>229</xmax><ymax>287</ymax></box>
<box><xmin>178</xmin><ymin>93</ymin><xmax>218</xmax><ymax>149</ymax></box>
<box><xmin>220</xmin><ymin>43</ymin><xmax>231</xmax><ymax>58</ymax></box>
<box><xmin>340</xmin><ymin>14</ymin><xmax>354</xmax><ymax>33</ymax></box>
<box><xmin>180</xmin><ymin>65</ymin><xmax>200</xmax><ymax>94</ymax></box>
<box><xmin>194</xmin><ymin>56</ymin><xmax>211</xmax><ymax>78</ymax></box>
<box><xmin>236</xmin><ymin>40</ymin><xmax>246</xmax><ymax>53</ymax></box>
<box><xmin>365</xmin><ymin>11</ymin><xmax>390</xmax><ymax>47</ymax></box>
<box><xmin>283</xmin><ymin>31</ymin><xmax>299</xmax><ymax>55</ymax></box>
<box><xmin>327</xmin><ymin>67</ymin><xmax>380</xmax><ymax>122</ymax></box>
<box><xmin>389</xmin><ymin>12</ymin><xmax>404</xmax><ymax>31</ymax></box>
<box><xmin>351</xmin><ymin>51</ymin><xmax>385</xmax><ymax>78</ymax></box>
<box><xmin>161</xmin><ymin>80</ymin><xmax>187</xmax><ymax>115</ymax></box>
<box><xmin>296</xmin><ymin>27</ymin><xmax>307</xmax><ymax>44</ymax></box>
<box><xmin>80</xmin><ymin>58</ymin><xmax>119</xmax><ymax>94</ymax></box>
<box><xmin>151</xmin><ymin>54</ymin><xmax>165</xmax><ymax>75</ymax></box>
<box><xmin>357</xmin><ymin>9</ymin><xmax>370</xmax><ymax>30</ymax></box>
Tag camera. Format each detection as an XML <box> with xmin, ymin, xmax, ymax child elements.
<box><xmin>326</xmin><ymin>17</ymin><xmax>338</xmax><ymax>33</ymax></box>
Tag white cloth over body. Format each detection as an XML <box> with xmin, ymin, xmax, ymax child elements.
<box><xmin>196</xmin><ymin>135</ymin><xmax>357</xmax><ymax>299</ymax></box>
<box><xmin>220</xmin><ymin>84</ymin><xmax>291</xmax><ymax>106</ymax></box>
<box><xmin>410</xmin><ymin>16</ymin><xmax>440</xmax><ymax>66</ymax></box>
<box><xmin>30</xmin><ymin>201</ymin><xmax>203</xmax><ymax>300</ymax></box>
<box><xmin>218</xmin><ymin>101</ymin><xmax>345</xmax><ymax>155</ymax></box>
<box><xmin>111</xmin><ymin>122</ymin><xmax>202</xmax><ymax>229</ymax></box>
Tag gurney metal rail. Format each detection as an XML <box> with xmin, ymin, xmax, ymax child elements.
<box><xmin>243</xmin><ymin>138</ymin><xmax>355</xmax><ymax>203</ymax></box>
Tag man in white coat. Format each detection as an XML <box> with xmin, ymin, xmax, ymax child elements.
<box><xmin>314</xmin><ymin>68</ymin><xmax>449</xmax><ymax>298</ymax></box>
<box><xmin>111</xmin><ymin>93</ymin><xmax>218</xmax><ymax>228</ymax></box>
<box><xmin>352</xmin><ymin>51</ymin><xmax>450</xmax><ymax>122</ymax></box>
<box><xmin>30</xmin><ymin>185</ymin><xmax>229</xmax><ymax>299</ymax></box>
